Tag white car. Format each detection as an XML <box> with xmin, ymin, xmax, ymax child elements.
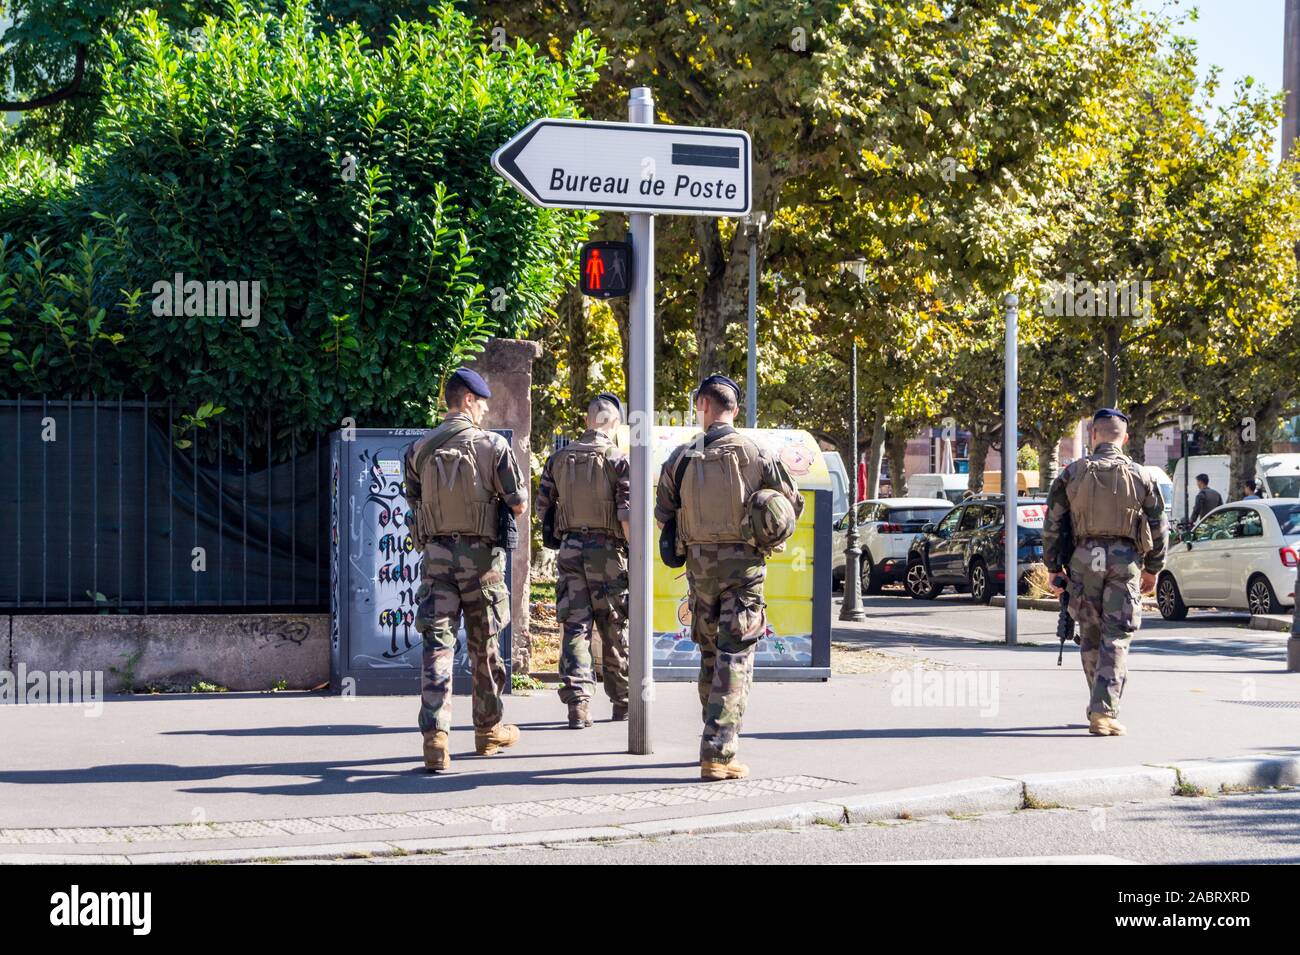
<box><xmin>1157</xmin><ymin>499</ymin><xmax>1300</xmax><ymax>618</ymax></box>
<box><xmin>831</xmin><ymin>497</ymin><xmax>954</xmax><ymax>593</ymax></box>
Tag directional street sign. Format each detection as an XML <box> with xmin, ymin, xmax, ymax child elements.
<box><xmin>491</xmin><ymin>93</ymin><xmax>754</xmax><ymax>756</ymax></box>
<box><xmin>492</xmin><ymin>119</ymin><xmax>751</xmax><ymax>217</ymax></box>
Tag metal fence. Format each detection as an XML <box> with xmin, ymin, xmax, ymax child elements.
<box><xmin>0</xmin><ymin>398</ymin><xmax>330</xmax><ymax>612</ymax></box>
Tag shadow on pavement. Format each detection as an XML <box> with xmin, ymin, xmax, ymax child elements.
<box><xmin>0</xmin><ymin>757</ymin><xmax>702</xmax><ymax>799</ymax></box>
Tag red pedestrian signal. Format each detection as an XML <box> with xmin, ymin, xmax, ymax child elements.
<box><xmin>580</xmin><ymin>240</ymin><xmax>632</xmax><ymax>299</ymax></box>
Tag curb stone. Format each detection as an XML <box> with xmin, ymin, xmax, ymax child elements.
<box><xmin>1161</xmin><ymin>754</ymin><xmax>1300</xmax><ymax>794</ymax></box>
<box><xmin>837</xmin><ymin>777</ymin><xmax>1023</xmax><ymax>822</ymax></box>
<box><xmin>1248</xmin><ymin>614</ymin><xmax>1293</xmax><ymax>633</ymax></box>
<box><xmin>1009</xmin><ymin>765</ymin><xmax>1178</xmax><ymax>807</ymax></box>
<box><xmin>3</xmin><ymin>756</ymin><xmax>1297</xmax><ymax>864</ymax></box>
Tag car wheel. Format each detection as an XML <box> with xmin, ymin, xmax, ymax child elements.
<box><xmin>905</xmin><ymin>559</ymin><xmax>941</xmax><ymax>600</ymax></box>
<box><xmin>969</xmin><ymin>559</ymin><xmax>995</xmax><ymax>605</ymax></box>
<box><xmin>1157</xmin><ymin>573</ymin><xmax>1188</xmax><ymax>621</ymax></box>
<box><xmin>1247</xmin><ymin>575</ymin><xmax>1281</xmax><ymax>616</ymax></box>
<box><xmin>861</xmin><ymin>553</ymin><xmax>883</xmax><ymax>595</ymax></box>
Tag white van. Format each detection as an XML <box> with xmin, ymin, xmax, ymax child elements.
<box><xmin>1171</xmin><ymin>454</ymin><xmax>1300</xmax><ymax>525</ymax></box>
<box><xmin>907</xmin><ymin>472</ymin><xmax>971</xmax><ymax>503</ymax></box>
<box><xmin>1143</xmin><ymin>465</ymin><xmax>1174</xmax><ymax>511</ymax></box>
<box><xmin>823</xmin><ymin>451</ymin><xmax>850</xmax><ymax>524</ymax></box>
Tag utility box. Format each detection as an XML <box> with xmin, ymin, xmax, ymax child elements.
<box><xmin>634</xmin><ymin>426</ymin><xmax>833</xmax><ymax>681</ymax></box>
<box><xmin>329</xmin><ymin>428</ymin><xmax>512</xmax><ymax>695</ymax></box>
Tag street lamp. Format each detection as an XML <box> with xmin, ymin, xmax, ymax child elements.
<box><xmin>840</xmin><ymin>337</ymin><xmax>866</xmax><ymax>622</ymax></box>
<box><xmin>839</xmin><ymin>257</ymin><xmax>868</xmax><ymax>623</ymax></box>
<box><xmin>1178</xmin><ymin>412</ymin><xmax>1194</xmax><ymax>531</ymax></box>
<box><xmin>743</xmin><ymin>212</ymin><xmax>767</xmax><ymax>429</ymax></box>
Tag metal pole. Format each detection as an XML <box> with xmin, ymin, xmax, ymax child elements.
<box><xmin>1182</xmin><ymin>432</ymin><xmax>1190</xmax><ymax>532</ymax></box>
<box><xmin>1003</xmin><ymin>293</ymin><xmax>1019</xmax><ymax>646</ymax></box>
<box><xmin>840</xmin><ymin>340</ymin><xmax>865</xmax><ymax>622</ymax></box>
<box><xmin>627</xmin><ymin>86</ymin><xmax>656</xmax><ymax>755</ymax></box>
<box><xmin>746</xmin><ymin>222</ymin><xmax>758</xmax><ymax>428</ymax></box>
<box><xmin>1285</xmin><ymin>0</ymin><xmax>1300</xmax><ymax>161</ymax></box>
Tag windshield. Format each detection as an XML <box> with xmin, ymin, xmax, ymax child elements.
<box><xmin>1271</xmin><ymin>503</ymin><xmax>1300</xmax><ymax>536</ymax></box>
<box><xmin>1266</xmin><ymin>475</ymin><xmax>1300</xmax><ymax>499</ymax></box>
<box><xmin>827</xmin><ymin>468</ymin><xmax>848</xmax><ymax>521</ymax></box>
<box><xmin>886</xmin><ymin>507</ymin><xmax>950</xmax><ymax>524</ymax></box>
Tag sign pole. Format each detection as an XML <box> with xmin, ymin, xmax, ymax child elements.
<box><xmin>1003</xmin><ymin>293</ymin><xmax>1019</xmax><ymax>646</ymax></box>
<box><xmin>627</xmin><ymin>86</ymin><xmax>656</xmax><ymax>754</ymax></box>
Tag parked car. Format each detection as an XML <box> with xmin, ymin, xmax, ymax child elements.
<box><xmin>904</xmin><ymin>496</ymin><xmax>1048</xmax><ymax>604</ymax></box>
<box><xmin>831</xmin><ymin>498</ymin><xmax>953</xmax><ymax>593</ymax></box>
<box><xmin>907</xmin><ymin>473</ymin><xmax>970</xmax><ymax>503</ymax></box>
<box><xmin>1156</xmin><ymin>499</ymin><xmax>1300</xmax><ymax>619</ymax></box>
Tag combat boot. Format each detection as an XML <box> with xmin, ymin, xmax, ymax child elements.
<box><xmin>568</xmin><ymin>701</ymin><xmax>592</xmax><ymax>729</ymax></box>
<box><xmin>700</xmin><ymin>759</ymin><xmax>749</xmax><ymax>781</ymax></box>
<box><xmin>1088</xmin><ymin>713</ymin><xmax>1127</xmax><ymax>736</ymax></box>
<box><xmin>474</xmin><ymin>722</ymin><xmax>520</xmax><ymax>755</ymax></box>
<box><xmin>611</xmin><ymin>702</ymin><xmax>628</xmax><ymax>722</ymax></box>
<box><xmin>423</xmin><ymin>730</ymin><xmax>450</xmax><ymax>772</ymax></box>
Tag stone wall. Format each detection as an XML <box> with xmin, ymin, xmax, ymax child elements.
<box><xmin>468</xmin><ymin>337</ymin><xmax>543</xmax><ymax>673</ymax></box>
<box><xmin>6</xmin><ymin>614</ymin><xmax>328</xmax><ymax>693</ymax></box>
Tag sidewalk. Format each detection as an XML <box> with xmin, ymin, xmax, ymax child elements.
<box><xmin>2</xmin><ymin>604</ymin><xmax>1298</xmax><ymax>862</ymax></box>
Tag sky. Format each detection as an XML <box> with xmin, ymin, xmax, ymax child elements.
<box><xmin>1142</xmin><ymin>0</ymin><xmax>1286</xmax><ymax>152</ymax></box>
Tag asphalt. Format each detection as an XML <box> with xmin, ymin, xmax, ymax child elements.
<box><xmin>1</xmin><ymin>593</ymin><xmax>1296</xmax><ymax>861</ymax></box>
<box><xmin>342</xmin><ymin>789</ymin><xmax>1300</xmax><ymax>865</ymax></box>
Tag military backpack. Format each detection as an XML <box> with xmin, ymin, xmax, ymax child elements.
<box><xmin>1066</xmin><ymin>455</ymin><xmax>1154</xmax><ymax>555</ymax></box>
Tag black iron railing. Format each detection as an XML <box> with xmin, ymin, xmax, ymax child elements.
<box><xmin>0</xmin><ymin>398</ymin><xmax>329</xmax><ymax>611</ymax></box>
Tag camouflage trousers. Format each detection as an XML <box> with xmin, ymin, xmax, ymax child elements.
<box><xmin>686</xmin><ymin>543</ymin><xmax>767</xmax><ymax>764</ymax></box>
<box><xmin>414</xmin><ymin>536</ymin><xmax>511</xmax><ymax>735</ymax></box>
<box><xmin>555</xmin><ymin>534</ymin><xmax>629</xmax><ymax>708</ymax></box>
<box><xmin>1066</xmin><ymin>538</ymin><xmax>1143</xmax><ymax>718</ymax></box>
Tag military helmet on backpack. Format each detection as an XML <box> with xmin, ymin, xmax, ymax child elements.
<box><xmin>743</xmin><ymin>489</ymin><xmax>797</xmax><ymax>553</ymax></box>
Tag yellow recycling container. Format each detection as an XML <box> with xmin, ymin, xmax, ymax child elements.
<box><xmin>616</xmin><ymin>425</ymin><xmax>833</xmax><ymax>681</ymax></box>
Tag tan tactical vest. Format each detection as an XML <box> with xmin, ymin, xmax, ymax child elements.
<box><xmin>411</xmin><ymin>423</ymin><xmax>499</xmax><ymax>540</ymax></box>
<box><xmin>676</xmin><ymin>432</ymin><xmax>765</xmax><ymax>545</ymax></box>
<box><xmin>1066</xmin><ymin>455</ymin><xmax>1155</xmax><ymax>555</ymax></box>
<box><xmin>552</xmin><ymin>439</ymin><xmax>622</xmax><ymax>537</ymax></box>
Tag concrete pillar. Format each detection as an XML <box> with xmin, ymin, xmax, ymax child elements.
<box><xmin>468</xmin><ymin>338</ymin><xmax>543</xmax><ymax>675</ymax></box>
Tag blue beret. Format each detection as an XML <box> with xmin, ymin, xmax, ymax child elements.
<box><xmin>449</xmin><ymin>368</ymin><xmax>491</xmax><ymax>399</ymax></box>
<box><xmin>594</xmin><ymin>392</ymin><xmax>624</xmax><ymax>420</ymax></box>
<box><xmin>1092</xmin><ymin>407</ymin><xmax>1129</xmax><ymax>424</ymax></box>
<box><xmin>698</xmin><ymin>374</ymin><xmax>741</xmax><ymax>403</ymax></box>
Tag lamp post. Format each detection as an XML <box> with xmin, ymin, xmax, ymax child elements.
<box><xmin>840</xmin><ymin>337</ymin><xmax>866</xmax><ymax>622</ymax></box>
<box><xmin>1178</xmin><ymin>412</ymin><xmax>1194</xmax><ymax>532</ymax></box>
<box><xmin>840</xmin><ymin>258</ymin><xmax>868</xmax><ymax>623</ymax></box>
<box><xmin>743</xmin><ymin>212</ymin><xmax>766</xmax><ymax>429</ymax></box>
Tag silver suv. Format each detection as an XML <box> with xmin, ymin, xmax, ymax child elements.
<box><xmin>831</xmin><ymin>498</ymin><xmax>954</xmax><ymax>593</ymax></box>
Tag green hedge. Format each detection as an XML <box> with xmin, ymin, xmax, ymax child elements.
<box><xmin>0</xmin><ymin>0</ymin><xmax>603</xmax><ymax>453</ymax></box>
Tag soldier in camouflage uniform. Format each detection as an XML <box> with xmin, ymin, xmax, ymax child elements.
<box><xmin>536</xmin><ymin>393</ymin><xmax>632</xmax><ymax>728</ymax></box>
<box><xmin>404</xmin><ymin>368</ymin><xmax>527</xmax><ymax>772</ymax></box>
<box><xmin>655</xmin><ymin>375</ymin><xmax>804</xmax><ymax>779</ymax></box>
<box><xmin>1043</xmin><ymin>408</ymin><xmax>1167</xmax><ymax>736</ymax></box>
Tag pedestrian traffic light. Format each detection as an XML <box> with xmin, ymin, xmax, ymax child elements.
<box><xmin>579</xmin><ymin>240</ymin><xmax>633</xmax><ymax>299</ymax></box>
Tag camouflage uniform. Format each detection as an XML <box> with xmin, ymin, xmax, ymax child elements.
<box><xmin>536</xmin><ymin>429</ymin><xmax>631</xmax><ymax>711</ymax></box>
<box><xmin>404</xmin><ymin>412</ymin><xmax>525</xmax><ymax>735</ymax></box>
<box><xmin>655</xmin><ymin>424</ymin><xmax>803</xmax><ymax>764</ymax></box>
<box><xmin>1043</xmin><ymin>441</ymin><xmax>1167</xmax><ymax>718</ymax></box>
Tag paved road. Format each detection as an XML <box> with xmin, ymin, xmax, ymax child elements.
<box><xmin>2</xmin><ymin>591</ymin><xmax>1295</xmax><ymax>859</ymax></box>
<box><xmin>343</xmin><ymin>789</ymin><xmax>1300</xmax><ymax>865</ymax></box>
<box><xmin>841</xmin><ymin>588</ymin><xmax>1284</xmax><ymax>663</ymax></box>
